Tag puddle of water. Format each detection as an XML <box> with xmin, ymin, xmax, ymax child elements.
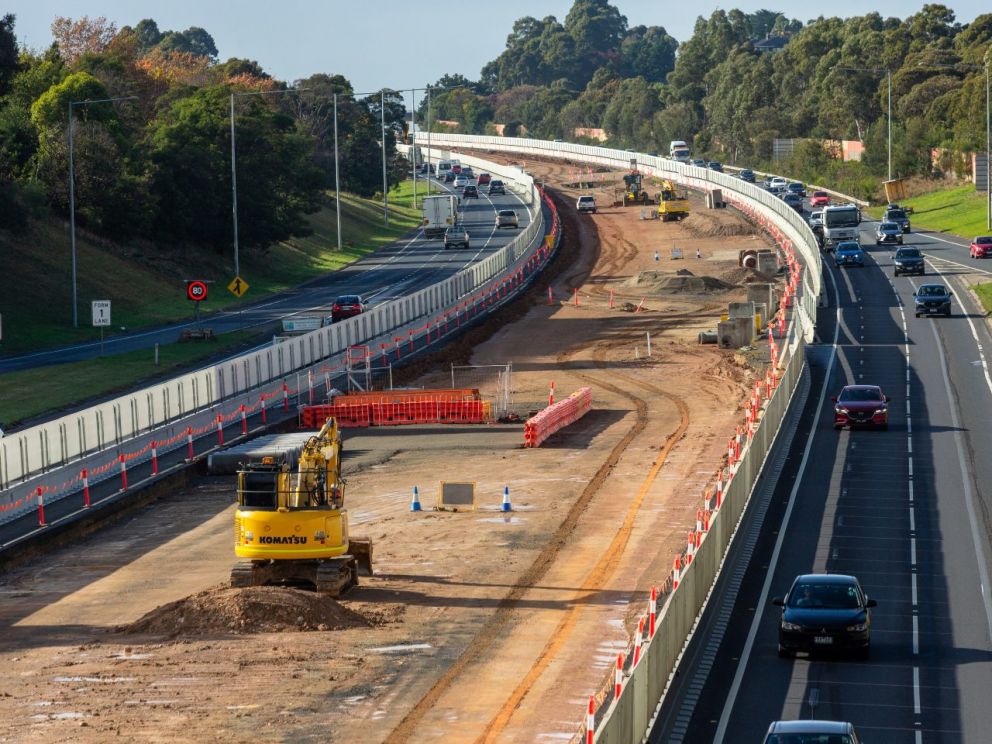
<box><xmin>477</xmin><ymin>517</ymin><xmax>527</xmax><ymax>524</ymax></box>
<box><xmin>369</xmin><ymin>643</ymin><xmax>432</xmax><ymax>654</ymax></box>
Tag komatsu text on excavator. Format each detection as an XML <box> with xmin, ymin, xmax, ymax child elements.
<box><xmin>231</xmin><ymin>417</ymin><xmax>372</xmax><ymax>596</ymax></box>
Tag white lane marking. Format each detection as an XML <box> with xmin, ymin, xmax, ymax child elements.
<box><xmin>909</xmin><ymin>506</ymin><xmax>916</xmax><ymax>532</ymax></box>
<box><xmin>909</xmin><ymin>480</ymin><xmax>915</xmax><ymax>503</ymax></box>
<box><xmin>912</xmin><ymin>572</ymin><xmax>918</xmax><ymax>605</ymax></box>
<box><xmin>713</xmin><ymin>260</ymin><xmax>842</xmax><ymax>744</ymax></box>
<box><xmin>923</xmin><ymin>309</ymin><xmax>992</xmax><ymax>645</ymax></box>
<box><xmin>911</xmin><ymin>538</ymin><xmax>917</xmax><ymax>566</ymax></box>
<box><xmin>913</xmin><ymin>615</ymin><xmax>920</xmax><ymax>656</ymax></box>
<box><xmin>913</xmin><ymin>667</ymin><xmax>921</xmax><ymax>715</ymax></box>
<box><xmin>907</xmin><ymin>438</ymin><xmax>913</xmax><ymax>454</ymax></box>
<box><xmin>908</xmin><ymin>457</ymin><xmax>914</xmax><ymax>478</ymax></box>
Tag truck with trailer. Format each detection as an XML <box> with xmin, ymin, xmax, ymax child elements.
<box><xmin>422</xmin><ymin>194</ymin><xmax>458</xmax><ymax>239</ymax></box>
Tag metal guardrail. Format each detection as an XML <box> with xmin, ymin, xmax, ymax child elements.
<box><xmin>410</xmin><ymin>133</ymin><xmax>824</xmax><ymax>743</ymax></box>
<box><xmin>0</xmin><ymin>156</ymin><xmax>544</xmax><ymax>508</ymax></box>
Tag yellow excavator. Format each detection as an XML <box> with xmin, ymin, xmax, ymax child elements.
<box><xmin>657</xmin><ymin>180</ymin><xmax>690</xmax><ymax>222</ymax></box>
<box><xmin>231</xmin><ymin>417</ymin><xmax>372</xmax><ymax>595</ymax></box>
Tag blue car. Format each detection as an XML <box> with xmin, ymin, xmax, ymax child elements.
<box><xmin>834</xmin><ymin>241</ymin><xmax>865</xmax><ymax>267</ymax></box>
<box><xmin>707</xmin><ymin>161</ymin><xmax>723</xmax><ymax>172</ymax></box>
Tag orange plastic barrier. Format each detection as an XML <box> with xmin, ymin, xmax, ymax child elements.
<box><xmin>332</xmin><ymin>388</ymin><xmax>481</xmax><ymax>405</ymax></box>
<box><xmin>302</xmin><ymin>397</ymin><xmax>491</xmax><ymax>428</ymax></box>
<box><xmin>524</xmin><ymin>387</ymin><xmax>592</xmax><ymax>447</ymax></box>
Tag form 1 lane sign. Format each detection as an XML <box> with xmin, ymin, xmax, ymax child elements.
<box><xmin>91</xmin><ymin>300</ymin><xmax>111</xmax><ymax>327</ymax></box>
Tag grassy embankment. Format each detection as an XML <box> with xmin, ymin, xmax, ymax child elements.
<box><xmin>0</xmin><ymin>181</ymin><xmax>426</xmax><ymax>427</ymax></box>
<box><xmin>867</xmin><ymin>184</ymin><xmax>992</xmax><ymax>313</ymax></box>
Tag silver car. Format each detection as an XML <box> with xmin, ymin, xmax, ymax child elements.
<box><xmin>453</xmin><ymin>175</ymin><xmax>469</xmax><ymax>189</ymax></box>
<box><xmin>496</xmin><ymin>210</ymin><xmax>519</xmax><ymax>229</ymax></box>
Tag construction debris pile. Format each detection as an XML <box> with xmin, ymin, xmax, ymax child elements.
<box><xmin>118</xmin><ymin>586</ymin><xmax>372</xmax><ymax>637</ymax></box>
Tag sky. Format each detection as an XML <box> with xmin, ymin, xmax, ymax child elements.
<box><xmin>8</xmin><ymin>0</ymin><xmax>990</xmax><ymax>102</ymax></box>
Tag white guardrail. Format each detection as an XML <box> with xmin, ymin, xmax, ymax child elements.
<box><xmin>0</xmin><ymin>153</ymin><xmax>543</xmax><ymax>503</ymax></box>
<box><xmin>410</xmin><ymin>134</ymin><xmax>826</xmax><ymax>743</ymax></box>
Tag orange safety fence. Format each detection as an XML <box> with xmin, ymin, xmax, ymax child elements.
<box><xmin>330</xmin><ymin>388</ymin><xmax>482</xmax><ymax>406</ymax></box>
<box><xmin>302</xmin><ymin>397</ymin><xmax>493</xmax><ymax>429</ymax></box>
<box><xmin>524</xmin><ymin>387</ymin><xmax>592</xmax><ymax>447</ymax></box>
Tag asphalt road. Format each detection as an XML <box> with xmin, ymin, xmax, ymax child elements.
<box><xmin>650</xmin><ymin>202</ymin><xmax>992</xmax><ymax>742</ymax></box>
<box><xmin>0</xmin><ymin>178</ymin><xmax>531</xmax><ymax>373</ymax></box>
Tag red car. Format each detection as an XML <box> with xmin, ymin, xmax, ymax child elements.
<box><xmin>832</xmin><ymin>385</ymin><xmax>890</xmax><ymax>430</ymax></box>
<box><xmin>970</xmin><ymin>235</ymin><xmax>992</xmax><ymax>258</ymax></box>
<box><xmin>477</xmin><ymin>173</ymin><xmax>492</xmax><ymax>185</ymax></box>
<box><xmin>330</xmin><ymin>294</ymin><xmax>366</xmax><ymax>323</ymax></box>
<box><xmin>809</xmin><ymin>191</ymin><xmax>831</xmax><ymax>207</ymax></box>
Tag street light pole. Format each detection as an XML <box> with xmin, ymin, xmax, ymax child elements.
<box><xmin>333</xmin><ymin>92</ymin><xmax>342</xmax><ymax>251</ymax></box>
<box><xmin>67</xmin><ymin>95</ymin><xmax>137</xmax><ymax>328</ymax></box>
<box><xmin>986</xmin><ymin>56</ymin><xmax>990</xmax><ymax>230</ymax></box>
<box><xmin>410</xmin><ymin>88</ymin><xmax>417</xmax><ymax>209</ymax></box>
<box><xmin>887</xmin><ymin>69</ymin><xmax>893</xmax><ymax>182</ymax></box>
<box><xmin>427</xmin><ymin>86</ymin><xmax>433</xmax><ymax>196</ymax></box>
<box><xmin>381</xmin><ymin>89</ymin><xmax>388</xmax><ymax>226</ymax></box>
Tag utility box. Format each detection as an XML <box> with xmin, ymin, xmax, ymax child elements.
<box><xmin>757</xmin><ymin>251</ymin><xmax>779</xmax><ymax>275</ymax></box>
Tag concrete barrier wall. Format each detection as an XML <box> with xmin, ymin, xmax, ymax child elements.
<box><xmin>408</xmin><ymin>134</ymin><xmax>823</xmax><ymax>743</ymax></box>
<box><xmin>0</xmin><ymin>154</ymin><xmax>543</xmax><ymax>497</ymax></box>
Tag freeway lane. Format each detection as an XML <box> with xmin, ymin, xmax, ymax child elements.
<box><xmin>650</xmin><ymin>218</ymin><xmax>992</xmax><ymax>741</ymax></box>
<box><xmin>0</xmin><ymin>179</ymin><xmax>529</xmax><ymax>373</ymax></box>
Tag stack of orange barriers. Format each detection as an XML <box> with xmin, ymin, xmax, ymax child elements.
<box><xmin>523</xmin><ymin>387</ymin><xmax>592</xmax><ymax>447</ymax></box>
<box><xmin>301</xmin><ymin>389</ymin><xmax>492</xmax><ymax>428</ymax></box>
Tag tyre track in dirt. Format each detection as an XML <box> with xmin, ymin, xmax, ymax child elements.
<box><xmin>474</xmin><ymin>340</ymin><xmax>690</xmax><ymax>743</ymax></box>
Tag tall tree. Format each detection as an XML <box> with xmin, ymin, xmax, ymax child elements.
<box><xmin>50</xmin><ymin>16</ymin><xmax>117</xmax><ymax>65</ymax></box>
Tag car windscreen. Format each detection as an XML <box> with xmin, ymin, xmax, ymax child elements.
<box><xmin>764</xmin><ymin>735</ymin><xmax>854</xmax><ymax>744</ymax></box>
<box><xmin>336</xmin><ymin>296</ymin><xmax>361</xmax><ymax>305</ymax></box>
<box><xmin>886</xmin><ymin>209</ymin><xmax>906</xmax><ymax>219</ymax></box>
<box><xmin>812</xmin><ymin>191</ymin><xmax>827</xmax><ymax>197</ymax></box>
<box><xmin>897</xmin><ymin>249</ymin><xmax>921</xmax><ymax>258</ymax></box>
<box><xmin>839</xmin><ymin>388</ymin><xmax>881</xmax><ymax>402</ymax></box>
<box><xmin>918</xmin><ymin>285</ymin><xmax>947</xmax><ymax>297</ymax></box>
<box><xmin>498</xmin><ymin>210</ymin><xmax>515</xmax><ymax>217</ymax></box>
<box><xmin>977</xmin><ymin>236</ymin><xmax>992</xmax><ymax>244</ymax></box>
<box><xmin>789</xmin><ymin>582</ymin><xmax>862</xmax><ymax>609</ymax></box>
<box><xmin>880</xmin><ymin>223</ymin><xmax>900</xmax><ymax>230</ymax></box>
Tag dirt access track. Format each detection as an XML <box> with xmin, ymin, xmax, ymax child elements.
<box><xmin>0</xmin><ymin>159</ymin><xmax>780</xmax><ymax>743</ymax></box>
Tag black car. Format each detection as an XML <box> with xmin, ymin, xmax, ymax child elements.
<box><xmin>488</xmin><ymin>179</ymin><xmax>505</xmax><ymax>196</ymax></box>
<box><xmin>443</xmin><ymin>224</ymin><xmax>470</xmax><ymax>250</ymax></box>
<box><xmin>786</xmin><ymin>181</ymin><xmax>806</xmax><ymax>199</ymax></box>
<box><xmin>707</xmin><ymin>161</ymin><xmax>723</xmax><ymax>172</ymax></box>
<box><xmin>463</xmin><ymin>184</ymin><xmax>479</xmax><ymax>199</ymax></box>
<box><xmin>883</xmin><ymin>207</ymin><xmax>911</xmax><ymax>233</ymax></box>
<box><xmin>781</xmin><ymin>192</ymin><xmax>803</xmax><ymax>212</ymax></box>
<box><xmin>773</xmin><ymin>574</ymin><xmax>876</xmax><ymax>659</ymax></box>
<box><xmin>739</xmin><ymin>169</ymin><xmax>756</xmax><ymax>183</ymax></box>
<box><xmin>914</xmin><ymin>283</ymin><xmax>952</xmax><ymax>317</ymax></box>
<box><xmin>893</xmin><ymin>246</ymin><xmax>924</xmax><ymax>275</ymax></box>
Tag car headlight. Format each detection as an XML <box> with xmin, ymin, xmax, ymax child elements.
<box><xmin>847</xmin><ymin>622</ymin><xmax>868</xmax><ymax>631</ymax></box>
<box><xmin>835</xmin><ymin>407</ymin><xmax>849</xmax><ymax>414</ymax></box>
<box><xmin>874</xmin><ymin>408</ymin><xmax>887</xmax><ymax>415</ymax></box>
<box><xmin>781</xmin><ymin>621</ymin><xmax>802</xmax><ymax>631</ymax></box>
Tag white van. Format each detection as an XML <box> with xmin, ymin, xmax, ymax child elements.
<box><xmin>437</xmin><ymin>160</ymin><xmax>453</xmax><ymax>178</ymax></box>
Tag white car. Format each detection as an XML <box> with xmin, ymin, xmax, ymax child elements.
<box><xmin>576</xmin><ymin>195</ymin><xmax>597</xmax><ymax>214</ymax></box>
<box><xmin>769</xmin><ymin>176</ymin><xmax>787</xmax><ymax>189</ymax></box>
<box><xmin>453</xmin><ymin>175</ymin><xmax>469</xmax><ymax>189</ymax></box>
<box><xmin>496</xmin><ymin>210</ymin><xmax>519</xmax><ymax>229</ymax></box>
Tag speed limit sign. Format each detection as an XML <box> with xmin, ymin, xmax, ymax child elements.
<box><xmin>186</xmin><ymin>280</ymin><xmax>208</xmax><ymax>302</ymax></box>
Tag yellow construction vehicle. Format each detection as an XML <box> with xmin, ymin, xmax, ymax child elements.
<box><xmin>657</xmin><ymin>180</ymin><xmax>690</xmax><ymax>222</ymax></box>
<box><xmin>621</xmin><ymin>170</ymin><xmax>653</xmax><ymax>206</ymax></box>
<box><xmin>231</xmin><ymin>417</ymin><xmax>372</xmax><ymax>595</ymax></box>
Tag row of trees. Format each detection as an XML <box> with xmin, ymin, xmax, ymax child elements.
<box><xmin>423</xmin><ymin>1</ymin><xmax>991</xmax><ymax>193</ymax></box>
<box><xmin>0</xmin><ymin>15</ymin><xmax>409</xmax><ymax>254</ymax></box>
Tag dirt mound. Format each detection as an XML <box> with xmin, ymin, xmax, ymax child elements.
<box><xmin>118</xmin><ymin>585</ymin><xmax>372</xmax><ymax>637</ymax></box>
<box><xmin>717</xmin><ymin>266</ymin><xmax>779</xmax><ymax>286</ymax></box>
<box><xmin>623</xmin><ymin>270</ymin><xmax>734</xmax><ymax>294</ymax></box>
<box><xmin>681</xmin><ymin>210</ymin><xmax>759</xmax><ymax>239</ymax></box>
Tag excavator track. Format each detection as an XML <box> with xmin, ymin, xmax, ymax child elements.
<box><xmin>315</xmin><ymin>559</ymin><xmax>356</xmax><ymax>597</ymax></box>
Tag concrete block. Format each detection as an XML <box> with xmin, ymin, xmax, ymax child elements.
<box><xmin>717</xmin><ymin>317</ymin><xmax>755</xmax><ymax>349</ymax></box>
<box><xmin>756</xmin><ymin>250</ymin><xmax>779</xmax><ymax>275</ymax></box>
<box><xmin>728</xmin><ymin>301</ymin><xmax>756</xmax><ymax>319</ymax></box>
<box><xmin>747</xmin><ymin>283</ymin><xmax>777</xmax><ymax>314</ymax></box>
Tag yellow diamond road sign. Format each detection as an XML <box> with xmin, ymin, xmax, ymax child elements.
<box><xmin>228</xmin><ymin>276</ymin><xmax>249</xmax><ymax>298</ymax></box>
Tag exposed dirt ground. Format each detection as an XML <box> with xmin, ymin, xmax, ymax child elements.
<box><xmin>0</xmin><ymin>158</ymin><xmax>779</xmax><ymax>743</ymax></box>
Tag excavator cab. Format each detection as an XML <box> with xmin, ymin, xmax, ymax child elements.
<box><xmin>231</xmin><ymin>420</ymin><xmax>372</xmax><ymax>595</ymax></box>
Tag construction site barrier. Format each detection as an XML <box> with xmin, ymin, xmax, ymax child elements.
<box><xmin>302</xmin><ymin>398</ymin><xmax>492</xmax><ymax>429</ymax></box>
<box><xmin>524</xmin><ymin>388</ymin><xmax>592</xmax><ymax>447</ymax></box>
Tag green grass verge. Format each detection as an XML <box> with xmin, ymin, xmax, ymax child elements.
<box><xmin>0</xmin><ymin>330</ymin><xmax>262</xmax><ymax>427</ymax></box>
<box><xmin>974</xmin><ymin>283</ymin><xmax>992</xmax><ymax>314</ymax></box>
<box><xmin>867</xmin><ymin>185</ymin><xmax>991</xmax><ymax>237</ymax></box>
<box><xmin>0</xmin><ymin>180</ymin><xmax>426</xmax><ymax>357</ymax></box>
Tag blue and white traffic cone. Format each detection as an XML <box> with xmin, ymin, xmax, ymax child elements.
<box><xmin>501</xmin><ymin>485</ymin><xmax>513</xmax><ymax>512</ymax></box>
<box><xmin>411</xmin><ymin>485</ymin><xmax>422</xmax><ymax>512</ymax></box>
